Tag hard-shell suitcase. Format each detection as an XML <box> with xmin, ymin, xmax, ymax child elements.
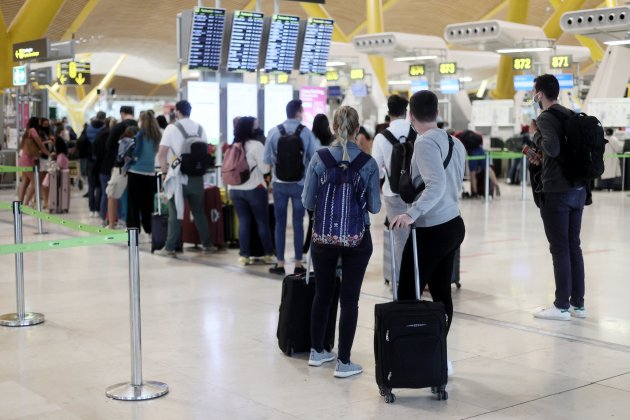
<box><xmin>48</xmin><ymin>169</ymin><xmax>70</xmax><ymax>213</ymax></box>
<box><xmin>151</xmin><ymin>174</ymin><xmax>182</xmax><ymax>253</ymax></box>
<box><xmin>277</xmin><ymin>256</ymin><xmax>340</xmax><ymax>356</ymax></box>
<box><xmin>374</xmin><ymin>227</ymin><xmax>449</xmax><ymax>403</ymax></box>
<box><xmin>182</xmin><ymin>185</ymin><xmax>225</xmax><ymax>247</ymax></box>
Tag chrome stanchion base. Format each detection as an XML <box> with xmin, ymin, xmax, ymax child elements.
<box><xmin>106</xmin><ymin>381</ymin><xmax>169</xmax><ymax>401</ymax></box>
<box><xmin>0</xmin><ymin>312</ymin><xmax>45</xmax><ymax>327</ymax></box>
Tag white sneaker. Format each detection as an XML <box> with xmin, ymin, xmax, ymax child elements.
<box><xmin>334</xmin><ymin>359</ymin><xmax>363</xmax><ymax>378</ymax></box>
<box><xmin>569</xmin><ymin>305</ymin><xmax>586</xmax><ymax>319</ymax></box>
<box><xmin>447</xmin><ymin>360</ymin><xmax>453</xmax><ymax>377</ymax></box>
<box><xmin>533</xmin><ymin>306</ymin><xmax>571</xmax><ymax>321</ymax></box>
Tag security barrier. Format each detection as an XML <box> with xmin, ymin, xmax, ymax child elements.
<box><xmin>0</xmin><ymin>200</ymin><xmax>169</xmax><ymax>401</ymax></box>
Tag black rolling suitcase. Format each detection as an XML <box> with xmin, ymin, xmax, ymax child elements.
<box><xmin>277</xmin><ymin>256</ymin><xmax>340</xmax><ymax>356</ymax></box>
<box><xmin>374</xmin><ymin>227</ymin><xmax>449</xmax><ymax>403</ymax></box>
<box><xmin>151</xmin><ymin>173</ymin><xmax>181</xmax><ymax>253</ymax></box>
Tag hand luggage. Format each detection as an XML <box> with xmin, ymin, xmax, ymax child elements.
<box><xmin>374</xmin><ymin>227</ymin><xmax>449</xmax><ymax>403</ymax></box>
<box><xmin>151</xmin><ymin>174</ymin><xmax>182</xmax><ymax>253</ymax></box>
<box><xmin>277</xmin><ymin>256</ymin><xmax>340</xmax><ymax>356</ymax></box>
<box><xmin>249</xmin><ymin>203</ymin><xmax>275</xmax><ymax>258</ymax></box>
<box><xmin>48</xmin><ymin>169</ymin><xmax>70</xmax><ymax>213</ymax></box>
<box><xmin>182</xmin><ymin>185</ymin><xmax>225</xmax><ymax>247</ymax></box>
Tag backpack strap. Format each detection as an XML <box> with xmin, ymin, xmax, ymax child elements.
<box><xmin>277</xmin><ymin>124</ymin><xmax>287</xmax><ymax>136</ymax></box>
<box><xmin>545</xmin><ymin>107</ymin><xmax>573</xmax><ymax>121</ymax></box>
<box><xmin>407</xmin><ymin>126</ymin><xmax>417</xmax><ymax>143</ymax></box>
<box><xmin>443</xmin><ymin>135</ymin><xmax>455</xmax><ymax>169</ymax></box>
<box><xmin>196</xmin><ymin>125</ymin><xmax>203</xmax><ymax>137</ymax></box>
<box><xmin>381</xmin><ymin>129</ymin><xmax>398</xmax><ymax>146</ymax></box>
<box><xmin>317</xmin><ymin>149</ymin><xmax>338</xmax><ymax>168</ymax></box>
<box><xmin>350</xmin><ymin>151</ymin><xmax>371</xmax><ymax>172</ymax></box>
<box><xmin>174</xmin><ymin>121</ymin><xmax>193</xmax><ymax>140</ymax></box>
<box><xmin>295</xmin><ymin>124</ymin><xmax>305</xmax><ymax>137</ymax></box>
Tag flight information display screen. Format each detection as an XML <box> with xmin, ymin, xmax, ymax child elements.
<box><xmin>188</xmin><ymin>7</ymin><xmax>226</xmax><ymax>70</ymax></box>
<box><xmin>227</xmin><ymin>11</ymin><xmax>264</xmax><ymax>72</ymax></box>
<box><xmin>264</xmin><ymin>14</ymin><xmax>300</xmax><ymax>73</ymax></box>
<box><xmin>299</xmin><ymin>17</ymin><xmax>334</xmax><ymax>75</ymax></box>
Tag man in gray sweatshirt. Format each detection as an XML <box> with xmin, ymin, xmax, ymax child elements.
<box><xmin>391</xmin><ymin>90</ymin><xmax>466</xmax><ymax>375</ymax></box>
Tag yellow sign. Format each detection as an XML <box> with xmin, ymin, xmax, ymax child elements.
<box><xmin>512</xmin><ymin>57</ymin><xmax>532</xmax><ymax>71</ymax></box>
<box><xmin>260</xmin><ymin>74</ymin><xmax>270</xmax><ymax>85</ymax></box>
<box><xmin>350</xmin><ymin>68</ymin><xmax>364</xmax><ymax>80</ymax></box>
<box><xmin>326</xmin><ymin>70</ymin><xmax>339</xmax><ymax>81</ymax></box>
<box><xmin>550</xmin><ymin>55</ymin><xmax>572</xmax><ymax>69</ymax></box>
<box><xmin>439</xmin><ymin>62</ymin><xmax>457</xmax><ymax>75</ymax></box>
<box><xmin>57</xmin><ymin>61</ymin><xmax>91</xmax><ymax>86</ymax></box>
<box><xmin>409</xmin><ymin>64</ymin><xmax>425</xmax><ymax>77</ymax></box>
<box><xmin>277</xmin><ymin>73</ymin><xmax>289</xmax><ymax>84</ymax></box>
<box><xmin>12</xmin><ymin>38</ymin><xmax>48</xmax><ymax>62</ymax></box>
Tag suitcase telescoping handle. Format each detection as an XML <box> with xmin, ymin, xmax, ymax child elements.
<box><xmin>156</xmin><ymin>171</ymin><xmax>163</xmax><ymax>216</ymax></box>
<box><xmin>305</xmin><ymin>251</ymin><xmax>312</xmax><ymax>285</ymax></box>
<box><xmin>389</xmin><ymin>226</ymin><xmax>421</xmax><ymax>302</ymax></box>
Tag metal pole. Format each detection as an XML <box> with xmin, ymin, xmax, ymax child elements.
<box><xmin>256</xmin><ymin>0</ymin><xmax>262</xmax><ymax>12</ymax></box>
<box><xmin>485</xmin><ymin>152</ymin><xmax>490</xmax><ymax>203</ymax></box>
<box><xmin>411</xmin><ymin>228</ymin><xmax>421</xmax><ymax>301</ymax></box>
<box><xmin>176</xmin><ymin>13</ymin><xmax>183</xmax><ymax>102</ymax></box>
<box><xmin>106</xmin><ymin>228</ymin><xmax>169</xmax><ymax>401</ymax></box>
<box><xmin>33</xmin><ymin>160</ymin><xmax>44</xmax><ymax>234</ymax></box>
<box><xmin>274</xmin><ymin>0</ymin><xmax>279</xmax><ymax>14</ymax></box>
<box><xmin>623</xmin><ymin>156</ymin><xmax>626</xmax><ymax>192</ymax></box>
<box><xmin>389</xmin><ymin>228</ymin><xmax>398</xmax><ymax>302</ymax></box>
<box><xmin>0</xmin><ymin>201</ymin><xmax>45</xmax><ymax>327</ymax></box>
<box><xmin>521</xmin><ymin>155</ymin><xmax>527</xmax><ymax>201</ymax></box>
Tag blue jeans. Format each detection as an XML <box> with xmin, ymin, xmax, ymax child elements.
<box><xmin>230</xmin><ymin>187</ymin><xmax>274</xmax><ymax>257</ymax></box>
<box><xmin>87</xmin><ymin>160</ymin><xmax>100</xmax><ymax>212</ymax></box>
<box><xmin>99</xmin><ymin>173</ymin><xmax>110</xmax><ymax>220</ymax></box>
<box><xmin>540</xmin><ymin>188</ymin><xmax>586</xmax><ymax>310</ymax></box>
<box><xmin>272</xmin><ymin>182</ymin><xmax>305</xmax><ymax>263</ymax></box>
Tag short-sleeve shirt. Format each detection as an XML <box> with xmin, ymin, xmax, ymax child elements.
<box><xmin>161</xmin><ymin>118</ymin><xmax>207</xmax><ymax>166</ymax></box>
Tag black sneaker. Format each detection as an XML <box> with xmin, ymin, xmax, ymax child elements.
<box><xmin>269</xmin><ymin>264</ymin><xmax>286</xmax><ymax>275</ymax></box>
<box><xmin>294</xmin><ymin>266</ymin><xmax>307</xmax><ymax>275</ymax></box>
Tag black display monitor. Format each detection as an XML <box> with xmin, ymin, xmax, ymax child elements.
<box><xmin>227</xmin><ymin>10</ymin><xmax>264</xmax><ymax>72</ymax></box>
<box><xmin>188</xmin><ymin>7</ymin><xmax>226</xmax><ymax>71</ymax></box>
<box><xmin>264</xmin><ymin>14</ymin><xmax>300</xmax><ymax>73</ymax></box>
<box><xmin>298</xmin><ymin>17</ymin><xmax>334</xmax><ymax>75</ymax></box>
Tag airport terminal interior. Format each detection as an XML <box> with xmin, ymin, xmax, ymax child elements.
<box><xmin>2</xmin><ymin>0</ymin><xmax>630</xmax><ymax>419</ymax></box>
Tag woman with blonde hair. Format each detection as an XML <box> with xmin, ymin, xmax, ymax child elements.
<box><xmin>302</xmin><ymin>106</ymin><xmax>381</xmax><ymax>378</ymax></box>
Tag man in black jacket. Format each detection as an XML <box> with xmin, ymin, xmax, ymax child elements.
<box><xmin>78</xmin><ymin>111</ymin><xmax>106</xmax><ymax>216</ymax></box>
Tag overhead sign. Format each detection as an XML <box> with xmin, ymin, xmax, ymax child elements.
<box><xmin>13</xmin><ymin>38</ymin><xmax>49</xmax><ymax>62</ymax></box>
<box><xmin>57</xmin><ymin>61</ymin><xmax>91</xmax><ymax>85</ymax></box>
<box><xmin>411</xmin><ymin>79</ymin><xmax>429</xmax><ymax>93</ymax></box>
<box><xmin>277</xmin><ymin>73</ymin><xmax>290</xmax><ymax>84</ymax></box>
<box><xmin>350</xmin><ymin>68</ymin><xmax>365</xmax><ymax>80</ymax></box>
<box><xmin>409</xmin><ymin>64</ymin><xmax>425</xmax><ymax>77</ymax></box>
<box><xmin>326</xmin><ymin>70</ymin><xmax>339</xmax><ymax>81</ymax></box>
<box><xmin>550</xmin><ymin>55</ymin><xmax>572</xmax><ymax>69</ymax></box>
<box><xmin>512</xmin><ymin>56</ymin><xmax>533</xmax><ymax>71</ymax></box>
<box><xmin>556</xmin><ymin>73</ymin><xmax>574</xmax><ymax>90</ymax></box>
<box><xmin>440</xmin><ymin>78</ymin><xmax>460</xmax><ymax>94</ymax></box>
<box><xmin>12</xmin><ymin>66</ymin><xmax>27</xmax><ymax>86</ymax></box>
<box><xmin>514</xmin><ymin>74</ymin><xmax>535</xmax><ymax>91</ymax></box>
<box><xmin>439</xmin><ymin>62</ymin><xmax>457</xmax><ymax>75</ymax></box>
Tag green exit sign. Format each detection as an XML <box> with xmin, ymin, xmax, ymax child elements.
<box><xmin>13</xmin><ymin>65</ymin><xmax>27</xmax><ymax>86</ymax></box>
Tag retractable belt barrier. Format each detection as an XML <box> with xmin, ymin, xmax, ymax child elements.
<box><xmin>0</xmin><ymin>165</ymin><xmax>33</xmax><ymax>173</ymax></box>
<box><xmin>0</xmin><ymin>201</ymin><xmax>169</xmax><ymax>401</ymax></box>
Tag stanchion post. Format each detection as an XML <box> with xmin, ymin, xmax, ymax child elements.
<box><xmin>485</xmin><ymin>152</ymin><xmax>490</xmax><ymax>204</ymax></box>
<box><xmin>0</xmin><ymin>201</ymin><xmax>45</xmax><ymax>327</ymax></box>
<box><xmin>106</xmin><ymin>228</ymin><xmax>168</xmax><ymax>401</ymax></box>
<box><xmin>33</xmin><ymin>161</ymin><xmax>45</xmax><ymax>234</ymax></box>
<box><xmin>521</xmin><ymin>155</ymin><xmax>527</xmax><ymax>201</ymax></box>
<box><xmin>623</xmin><ymin>156</ymin><xmax>626</xmax><ymax>192</ymax></box>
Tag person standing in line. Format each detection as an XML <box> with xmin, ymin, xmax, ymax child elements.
<box><xmin>17</xmin><ymin>117</ymin><xmax>50</xmax><ymax>205</ymax></box>
<box><xmin>93</xmin><ymin>117</ymin><xmax>116</xmax><ymax>226</ymax></box>
<box><xmin>263</xmin><ymin>99</ymin><xmax>316</xmax><ymax>275</ymax></box>
<box><xmin>391</xmin><ymin>90</ymin><xmax>467</xmax><ymax>376</ymax></box>
<box><xmin>77</xmin><ymin>111</ymin><xmax>107</xmax><ymax>217</ymax></box>
<box><xmin>302</xmin><ymin>106</ymin><xmax>381</xmax><ymax>378</ymax></box>
<box><xmin>356</xmin><ymin>126</ymin><xmax>373</xmax><ymax>154</ymax></box>
<box><xmin>311</xmin><ymin>113</ymin><xmax>334</xmax><ymax>149</ymax></box>
<box><xmin>157</xmin><ymin>100</ymin><xmax>216</xmax><ymax>257</ymax></box>
<box><xmin>372</xmin><ymin>95</ymin><xmax>414</xmax><ymax>280</ymax></box>
<box><xmin>227</xmin><ymin>117</ymin><xmax>274</xmax><ymax>266</ymax></box>
<box><xmin>126</xmin><ymin>110</ymin><xmax>161</xmax><ymax>238</ymax></box>
<box><xmin>530</xmin><ymin>74</ymin><xmax>588</xmax><ymax>321</ymax></box>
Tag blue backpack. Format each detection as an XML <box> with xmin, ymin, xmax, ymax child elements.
<box><xmin>312</xmin><ymin>149</ymin><xmax>371</xmax><ymax>248</ymax></box>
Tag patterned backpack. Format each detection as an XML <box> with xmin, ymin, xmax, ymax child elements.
<box><xmin>312</xmin><ymin>149</ymin><xmax>371</xmax><ymax>248</ymax></box>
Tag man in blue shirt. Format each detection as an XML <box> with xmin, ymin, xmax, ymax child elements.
<box><xmin>264</xmin><ymin>99</ymin><xmax>316</xmax><ymax>275</ymax></box>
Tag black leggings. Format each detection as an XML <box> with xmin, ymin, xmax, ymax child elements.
<box><xmin>398</xmin><ymin>217</ymin><xmax>465</xmax><ymax>333</ymax></box>
<box><xmin>126</xmin><ymin>172</ymin><xmax>156</xmax><ymax>234</ymax></box>
<box><xmin>311</xmin><ymin>230</ymin><xmax>373</xmax><ymax>364</ymax></box>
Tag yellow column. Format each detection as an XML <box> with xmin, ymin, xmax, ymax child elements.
<box><xmin>0</xmin><ymin>8</ymin><xmax>10</xmax><ymax>91</ymax></box>
<box><xmin>543</xmin><ymin>0</ymin><xmax>586</xmax><ymax>39</ymax></box>
<box><xmin>300</xmin><ymin>3</ymin><xmax>349</xmax><ymax>43</ymax></box>
<box><xmin>490</xmin><ymin>0</ymin><xmax>530</xmax><ymax>99</ymax></box>
<box><xmin>366</xmin><ymin>0</ymin><xmax>388</xmax><ymax>95</ymax></box>
<box><xmin>61</xmin><ymin>0</ymin><xmax>102</xmax><ymax>41</ymax></box>
<box><xmin>606</xmin><ymin>0</ymin><xmax>617</xmax><ymax>7</ymax></box>
<box><xmin>348</xmin><ymin>0</ymin><xmax>398</xmax><ymax>39</ymax></box>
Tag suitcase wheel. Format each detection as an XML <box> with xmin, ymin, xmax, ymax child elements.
<box><xmin>436</xmin><ymin>390</ymin><xmax>448</xmax><ymax>401</ymax></box>
<box><xmin>384</xmin><ymin>393</ymin><xmax>396</xmax><ymax>404</ymax></box>
<box><xmin>455</xmin><ymin>282</ymin><xmax>461</xmax><ymax>290</ymax></box>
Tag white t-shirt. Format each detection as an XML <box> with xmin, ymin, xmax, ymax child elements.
<box><xmin>161</xmin><ymin>118</ymin><xmax>207</xmax><ymax>167</ymax></box>
<box><xmin>229</xmin><ymin>140</ymin><xmax>270</xmax><ymax>191</ymax></box>
<box><xmin>372</xmin><ymin>118</ymin><xmax>413</xmax><ymax>197</ymax></box>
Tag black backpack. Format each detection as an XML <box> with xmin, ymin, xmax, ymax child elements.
<box><xmin>174</xmin><ymin>122</ymin><xmax>211</xmax><ymax>176</ymax></box>
<box><xmin>276</xmin><ymin>124</ymin><xmax>305</xmax><ymax>182</ymax></box>
<box><xmin>382</xmin><ymin>127</ymin><xmax>417</xmax><ymax>194</ymax></box>
<box><xmin>546</xmin><ymin>108</ymin><xmax>607</xmax><ymax>183</ymax></box>
<box><xmin>399</xmin><ymin>135</ymin><xmax>455</xmax><ymax>204</ymax></box>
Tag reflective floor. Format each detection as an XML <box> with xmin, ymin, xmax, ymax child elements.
<box><xmin>0</xmin><ymin>184</ymin><xmax>629</xmax><ymax>419</ymax></box>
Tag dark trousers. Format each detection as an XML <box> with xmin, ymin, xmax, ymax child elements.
<box><xmin>398</xmin><ymin>217</ymin><xmax>466</xmax><ymax>334</ymax></box>
<box><xmin>127</xmin><ymin>172</ymin><xmax>155</xmax><ymax>234</ymax></box>
<box><xmin>311</xmin><ymin>230</ymin><xmax>373</xmax><ymax>364</ymax></box>
<box><xmin>166</xmin><ymin>176</ymin><xmax>210</xmax><ymax>251</ymax></box>
<box><xmin>540</xmin><ymin>188</ymin><xmax>586</xmax><ymax>309</ymax></box>
<box><xmin>86</xmin><ymin>160</ymin><xmax>100</xmax><ymax>212</ymax></box>
<box><xmin>230</xmin><ymin>186</ymin><xmax>274</xmax><ymax>257</ymax></box>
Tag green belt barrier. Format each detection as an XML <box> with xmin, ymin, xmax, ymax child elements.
<box><xmin>0</xmin><ymin>166</ymin><xmax>32</xmax><ymax>173</ymax></box>
<box><xmin>466</xmin><ymin>156</ymin><xmax>486</xmax><ymax>161</ymax></box>
<box><xmin>489</xmin><ymin>152</ymin><xmax>524</xmax><ymax>160</ymax></box>
<box><xmin>0</xmin><ymin>202</ymin><xmax>11</xmax><ymax>211</ymax></box>
<box><xmin>16</xmin><ymin>205</ymin><xmax>119</xmax><ymax>235</ymax></box>
<box><xmin>606</xmin><ymin>153</ymin><xmax>630</xmax><ymax>158</ymax></box>
<box><xmin>0</xmin><ymin>233</ymin><xmax>127</xmax><ymax>256</ymax></box>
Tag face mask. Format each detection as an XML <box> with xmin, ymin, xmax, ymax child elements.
<box><xmin>534</xmin><ymin>93</ymin><xmax>543</xmax><ymax>110</ymax></box>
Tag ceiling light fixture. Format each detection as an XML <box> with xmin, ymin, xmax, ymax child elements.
<box><xmin>393</xmin><ymin>55</ymin><xmax>438</xmax><ymax>62</ymax></box>
<box><xmin>387</xmin><ymin>80</ymin><xmax>412</xmax><ymax>85</ymax></box>
<box><xmin>326</xmin><ymin>61</ymin><xmax>347</xmax><ymax>67</ymax></box>
<box><xmin>604</xmin><ymin>39</ymin><xmax>630</xmax><ymax>45</ymax></box>
<box><xmin>496</xmin><ymin>47</ymin><xmax>552</xmax><ymax>54</ymax></box>
<box><xmin>459</xmin><ymin>77</ymin><xmax>473</xmax><ymax>82</ymax></box>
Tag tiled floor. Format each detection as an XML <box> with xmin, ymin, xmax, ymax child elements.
<box><xmin>0</xmin><ymin>184</ymin><xmax>629</xmax><ymax>419</ymax></box>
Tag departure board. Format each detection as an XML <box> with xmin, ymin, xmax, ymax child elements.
<box><xmin>188</xmin><ymin>7</ymin><xmax>226</xmax><ymax>71</ymax></box>
<box><xmin>299</xmin><ymin>18</ymin><xmax>334</xmax><ymax>75</ymax></box>
<box><xmin>227</xmin><ymin>11</ymin><xmax>264</xmax><ymax>72</ymax></box>
<box><xmin>264</xmin><ymin>14</ymin><xmax>300</xmax><ymax>73</ymax></box>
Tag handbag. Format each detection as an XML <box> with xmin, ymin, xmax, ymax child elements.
<box><xmin>106</xmin><ymin>167</ymin><xmax>128</xmax><ymax>199</ymax></box>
